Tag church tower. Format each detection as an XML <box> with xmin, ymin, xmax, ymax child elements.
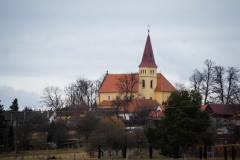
<box><xmin>138</xmin><ymin>33</ymin><xmax>158</xmax><ymax>99</ymax></box>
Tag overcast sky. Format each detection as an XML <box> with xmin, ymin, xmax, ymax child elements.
<box><xmin>0</xmin><ymin>0</ymin><xmax>240</xmax><ymax>109</ymax></box>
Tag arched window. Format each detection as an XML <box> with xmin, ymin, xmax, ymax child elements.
<box><xmin>150</xmin><ymin>80</ymin><xmax>153</xmax><ymax>88</ymax></box>
<box><xmin>142</xmin><ymin>80</ymin><xmax>145</xmax><ymax>88</ymax></box>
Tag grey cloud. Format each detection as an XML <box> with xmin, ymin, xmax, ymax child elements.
<box><xmin>0</xmin><ymin>85</ymin><xmax>41</xmax><ymax>110</ymax></box>
<box><xmin>0</xmin><ymin>0</ymin><xmax>239</xmax><ymax>104</ymax></box>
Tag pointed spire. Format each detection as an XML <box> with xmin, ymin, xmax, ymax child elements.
<box><xmin>148</xmin><ymin>24</ymin><xmax>150</xmax><ymax>34</ymax></box>
<box><xmin>138</xmin><ymin>33</ymin><xmax>158</xmax><ymax>68</ymax></box>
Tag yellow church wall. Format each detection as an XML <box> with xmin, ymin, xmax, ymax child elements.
<box><xmin>154</xmin><ymin>91</ymin><xmax>172</xmax><ymax>104</ymax></box>
<box><xmin>139</xmin><ymin>67</ymin><xmax>157</xmax><ymax>99</ymax></box>
<box><xmin>98</xmin><ymin>92</ymin><xmax>139</xmax><ymax>105</ymax></box>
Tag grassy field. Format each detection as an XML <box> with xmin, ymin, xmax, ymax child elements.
<box><xmin>0</xmin><ymin>148</ymin><xmax>163</xmax><ymax>159</ymax></box>
<box><xmin>1</xmin><ymin>147</ymin><xmax>240</xmax><ymax>160</ymax></box>
<box><xmin>0</xmin><ymin>148</ymin><xmax>88</xmax><ymax>159</ymax></box>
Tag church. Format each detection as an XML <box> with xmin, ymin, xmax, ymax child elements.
<box><xmin>97</xmin><ymin>32</ymin><xmax>176</xmax><ymax>108</ymax></box>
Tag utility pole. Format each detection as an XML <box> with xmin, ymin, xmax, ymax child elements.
<box><xmin>10</xmin><ymin>111</ymin><xmax>22</xmax><ymax>159</ymax></box>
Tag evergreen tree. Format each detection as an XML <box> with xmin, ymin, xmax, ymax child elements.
<box><xmin>0</xmin><ymin>100</ymin><xmax>7</xmax><ymax>146</ymax></box>
<box><xmin>145</xmin><ymin>90</ymin><xmax>212</xmax><ymax>158</ymax></box>
<box><xmin>10</xmin><ymin>98</ymin><xmax>19</xmax><ymax>111</ymax></box>
<box><xmin>23</xmin><ymin>106</ymin><xmax>32</xmax><ymax>111</ymax></box>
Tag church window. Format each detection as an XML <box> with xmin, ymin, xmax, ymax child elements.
<box><xmin>150</xmin><ymin>97</ymin><xmax>152</xmax><ymax>100</ymax></box>
<box><xmin>108</xmin><ymin>96</ymin><xmax>110</xmax><ymax>100</ymax></box>
<box><xmin>150</xmin><ymin>80</ymin><xmax>153</xmax><ymax>88</ymax></box>
<box><xmin>142</xmin><ymin>80</ymin><xmax>145</xmax><ymax>88</ymax></box>
<box><xmin>145</xmin><ymin>70</ymin><xmax>146</xmax><ymax>74</ymax></box>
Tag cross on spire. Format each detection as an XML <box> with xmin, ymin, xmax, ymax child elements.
<box><xmin>148</xmin><ymin>24</ymin><xmax>150</xmax><ymax>34</ymax></box>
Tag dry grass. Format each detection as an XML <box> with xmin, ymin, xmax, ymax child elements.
<box><xmin>0</xmin><ymin>148</ymin><xmax>88</xmax><ymax>159</ymax></box>
<box><xmin>1</xmin><ymin>147</ymin><xmax>240</xmax><ymax>160</ymax></box>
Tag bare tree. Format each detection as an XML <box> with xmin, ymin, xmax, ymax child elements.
<box><xmin>226</xmin><ymin>67</ymin><xmax>240</xmax><ymax>104</ymax></box>
<box><xmin>111</xmin><ymin>96</ymin><xmax>122</xmax><ymax>118</ymax></box>
<box><xmin>65</xmin><ymin>77</ymin><xmax>100</xmax><ymax>108</ymax></box>
<box><xmin>212</xmin><ymin>65</ymin><xmax>226</xmax><ymax>104</ymax></box>
<box><xmin>114</xmin><ymin>73</ymin><xmax>139</xmax><ymax>120</ymax></box>
<box><xmin>190</xmin><ymin>69</ymin><xmax>203</xmax><ymax>93</ymax></box>
<box><xmin>89</xmin><ymin>116</ymin><xmax>126</xmax><ymax>157</ymax></box>
<box><xmin>75</xmin><ymin>78</ymin><xmax>87</xmax><ymax>105</ymax></box>
<box><xmin>233</xmin><ymin>87</ymin><xmax>240</xmax><ymax>105</ymax></box>
<box><xmin>41</xmin><ymin>86</ymin><xmax>64</xmax><ymax>110</ymax></box>
<box><xmin>174</xmin><ymin>82</ymin><xmax>187</xmax><ymax>91</ymax></box>
<box><xmin>190</xmin><ymin>60</ymin><xmax>240</xmax><ymax>110</ymax></box>
<box><xmin>134</xmin><ymin>129</ymin><xmax>148</xmax><ymax>154</ymax></box>
<box><xmin>64</xmin><ymin>83</ymin><xmax>77</xmax><ymax>107</ymax></box>
<box><xmin>202</xmin><ymin>59</ymin><xmax>215</xmax><ymax>104</ymax></box>
<box><xmin>93</xmin><ymin>79</ymin><xmax>102</xmax><ymax>107</ymax></box>
<box><xmin>190</xmin><ymin>60</ymin><xmax>240</xmax><ymax>106</ymax></box>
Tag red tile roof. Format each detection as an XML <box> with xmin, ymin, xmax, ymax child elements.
<box><xmin>155</xmin><ymin>73</ymin><xmax>177</xmax><ymax>92</ymax></box>
<box><xmin>99</xmin><ymin>99</ymin><xmax>163</xmax><ymax>115</ymax></box>
<box><xmin>98</xmin><ymin>73</ymin><xmax>176</xmax><ymax>93</ymax></box>
<box><xmin>99</xmin><ymin>100</ymin><xmax>114</xmax><ymax>106</ymax></box>
<box><xmin>98</xmin><ymin>74</ymin><xmax>139</xmax><ymax>93</ymax></box>
<box><xmin>119</xmin><ymin>99</ymin><xmax>160</xmax><ymax>113</ymax></box>
<box><xmin>147</xmin><ymin>110</ymin><xmax>164</xmax><ymax>119</ymax></box>
<box><xmin>200</xmin><ymin>105</ymin><xmax>208</xmax><ymax>111</ymax></box>
<box><xmin>138</xmin><ymin>34</ymin><xmax>157</xmax><ymax>68</ymax></box>
<box><xmin>205</xmin><ymin>104</ymin><xmax>235</xmax><ymax>115</ymax></box>
<box><xmin>70</xmin><ymin>104</ymin><xmax>89</xmax><ymax>112</ymax></box>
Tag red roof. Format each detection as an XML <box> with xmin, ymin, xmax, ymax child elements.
<box><xmin>70</xmin><ymin>104</ymin><xmax>89</xmax><ymax>111</ymax></box>
<box><xmin>100</xmin><ymin>99</ymin><xmax>161</xmax><ymax>113</ymax></box>
<box><xmin>138</xmin><ymin>34</ymin><xmax>157</xmax><ymax>68</ymax></box>
<box><xmin>98</xmin><ymin>74</ymin><xmax>139</xmax><ymax>93</ymax></box>
<box><xmin>99</xmin><ymin>100</ymin><xmax>114</xmax><ymax>106</ymax></box>
<box><xmin>98</xmin><ymin>73</ymin><xmax>176</xmax><ymax>93</ymax></box>
<box><xmin>147</xmin><ymin>110</ymin><xmax>164</xmax><ymax>119</ymax></box>
<box><xmin>119</xmin><ymin>99</ymin><xmax>160</xmax><ymax>113</ymax></box>
<box><xmin>155</xmin><ymin>73</ymin><xmax>177</xmax><ymax>92</ymax></box>
<box><xmin>205</xmin><ymin>104</ymin><xmax>235</xmax><ymax>115</ymax></box>
<box><xmin>200</xmin><ymin>105</ymin><xmax>208</xmax><ymax>111</ymax></box>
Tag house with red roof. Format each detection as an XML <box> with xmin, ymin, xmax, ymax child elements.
<box><xmin>98</xmin><ymin>32</ymin><xmax>176</xmax><ymax>111</ymax></box>
<box><xmin>204</xmin><ymin>104</ymin><xmax>237</xmax><ymax>118</ymax></box>
<box><xmin>202</xmin><ymin>104</ymin><xmax>240</xmax><ymax>135</ymax></box>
